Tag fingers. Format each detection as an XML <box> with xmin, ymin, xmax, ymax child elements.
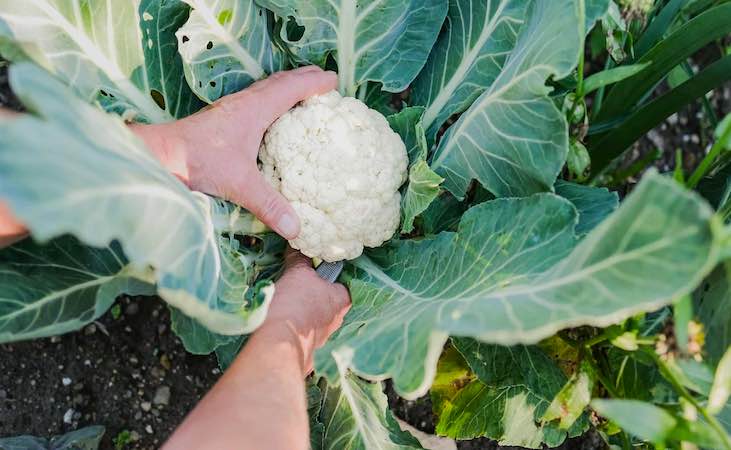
<box><xmin>330</xmin><ymin>283</ymin><xmax>351</xmax><ymax>312</ymax></box>
<box><xmin>248</xmin><ymin>66</ymin><xmax>338</xmax><ymax>127</ymax></box>
<box><xmin>229</xmin><ymin>174</ymin><xmax>300</xmax><ymax>240</ymax></box>
<box><xmin>284</xmin><ymin>247</ymin><xmax>311</xmax><ymax>270</ymax></box>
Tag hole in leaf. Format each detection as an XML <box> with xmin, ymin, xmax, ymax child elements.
<box><xmin>182</xmin><ymin>35</ymin><xmax>189</xmax><ymax>43</ymax></box>
<box><xmin>210</xmin><ymin>81</ymin><xmax>217</xmax><ymax>88</ymax></box>
<box><xmin>199</xmin><ymin>81</ymin><xmax>203</xmax><ymax>88</ymax></box>
<box><xmin>258</xmin><ymin>9</ymin><xmax>262</xmax><ymax>16</ymax></box>
<box><xmin>206</xmin><ymin>41</ymin><xmax>213</xmax><ymax>50</ymax></box>
<box><xmin>150</xmin><ymin>89</ymin><xmax>166</xmax><ymax>110</ymax></box>
<box><xmin>100</xmin><ymin>90</ymin><xmax>108</xmax><ymax>97</ymax></box>
<box><xmin>285</xmin><ymin>16</ymin><xmax>304</xmax><ymax>42</ymax></box>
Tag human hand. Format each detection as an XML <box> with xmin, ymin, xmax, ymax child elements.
<box><xmin>256</xmin><ymin>248</ymin><xmax>351</xmax><ymax>374</ymax></box>
<box><xmin>131</xmin><ymin>66</ymin><xmax>337</xmax><ymax>239</ymax></box>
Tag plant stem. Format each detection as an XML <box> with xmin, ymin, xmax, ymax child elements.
<box><xmin>583</xmin><ymin>331</ymin><xmax>610</xmax><ymax>347</ymax></box>
<box><xmin>644</xmin><ymin>348</ymin><xmax>731</xmax><ymax>450</ymax></box>
<box><xmin>585</xmin><ymin>349</ymin><xmax>621</xmax><ymax>398</ymax></box>
<box><xmin>568</xmin><ymin>48</ymin><xmax>586</xmax><ymax>126</ymax></box>
<box><xmin>568</xmin><ymin>0</ymin><xmax>587</xmax><ymax>127</ymax></box>
<box><xmin>687</xmin><ymin>124</ymin><xmax>731</xmax><ymax>188</ymax></box>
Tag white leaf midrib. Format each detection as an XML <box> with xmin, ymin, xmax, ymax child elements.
<box><xmin>336</xmin><ymin>0</ymin><xmax>358</xmax><ymax>95</ymax></box>
<box><xmin>422</xmin><ymin>0</ymin><xmax>513</xmax><ymax>130</ymax></box>
<box><xmin>187</xmin><ymin>0</ymin><xmax>265</xmax><ymax>82</ymax></box>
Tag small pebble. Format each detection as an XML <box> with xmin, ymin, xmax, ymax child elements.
<box><xmin>141</xmin><ymin>401</ymin><xmax>152</xmax><ymax>412</ymax></box>
<box><xmin>145</xmin><ymin>425</ymin><xmax>153</xmax><ymax>434</ymax></box>
<box><xmin>62</xmin><ymin>377</ymin><xmax>72</xmax><ymax>386</ymax></box>
<box><xmin>63</xmin><ymin>408</ymin><xmax>74</xmax><ymax>424</ymax></box>
<box><xmin>50</xmin><ymin>336</ymin><xmax>61</xmax><ymax>343</ymax></box>
<box><xmin>153</xmin><ymin>386</ymin><xmax>170</xmax><ymax>406</ymax></box>
<box><xmin>84</xmin><ymin>324</ymin><xmax>96</xmax><ymax>335</ymax></box>
<box><xmin>130</xmin><ymin>431</ymin><xmax>141</xmax><ymax>442</ymax></box>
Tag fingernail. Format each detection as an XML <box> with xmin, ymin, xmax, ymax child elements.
<box><xmin>278</xmin><ymin>213</ymin><xmax>299</xmax><ymax>239</ymax></box>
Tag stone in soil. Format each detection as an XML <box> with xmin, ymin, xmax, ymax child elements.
<box><xmin>153</xmin><ymin>386</ymin><xmax>170</xmax><ymax>406</ymax></box>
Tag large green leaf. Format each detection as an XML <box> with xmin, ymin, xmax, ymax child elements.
<box><xmin>0</xmin><ymin>425</ymin><xmax>105</xmax><ymax>450</ymax></box>
<box><xmin>312</xmin><ymin>375</ymin><xmax>423</xmax><ymax>450</ymax></box>
<box><xmin>257</xmin><ymin>0</ymin><xmax>447</xmax><ymax>96</ymax></box>
<box><xmin>431</xmin><ymin>0</ymin><xmax>582</xmax><ymax>199</ymax></box>
<box><xmin>410</xmin><ymin>0</ymin><xmax>528</xmax><ymax>138</ymax></box>
<box><xmin>140</xmin><ymin>0</ymin><xmax>206</xmax><ymax>118</ymax></box>
<box><xmin>0</xmin><ymin>63</ymin><xmax>272</xmax><ymax>335</ymax></box>
<box><xmin>554</xmin><ymin>180</ymin><xmax>618</xmax><ymax>236</ymax></box>
<box><xmin>0</xmin><ymin>237</ymin><xmax>153</xmax><ymax>343</ymax></box>
<box><xmin>316</xmin><ymin>172</ymin><xmax>720</xmax><ymax>397</ymax></box>
<box><xmin>0</xmin><ymin>0</ymin><xmax>200</xmax><ymax>122</ymax></box>
<box><xmin>177</xmin><ymin>0</ymin><xmax>283</xmax><ymax>103</ymax></box>
<box><xmin>433</xmin><ymin>339</ymin><xmax>586</xmax><ymax>448</ymax></box>
<box><xmin>695</xmin><ymin>263</ymin><xmax>731</xmax><ymax>364</ymax></box>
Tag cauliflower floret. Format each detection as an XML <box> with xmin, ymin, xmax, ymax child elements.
<box><xmin>259</xmin><ymin>90</ymin><xmax>408</xmax><ymax>261</ymax></box>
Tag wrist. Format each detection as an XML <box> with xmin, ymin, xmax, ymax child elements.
<box><xmin>253</xmin><ymin>321</ymin><xmax>314</xmax><ymax>375</ymax></box>
<box><xmin>129</xmin><ymin>122</ymin><xmax>191</xmax><ymax>185</ymax></box>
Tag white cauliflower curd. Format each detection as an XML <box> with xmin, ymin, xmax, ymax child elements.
<box><xmin>259</xmin><ymin>90</ymin><xmax>408</xmax><ymax>262</ymax></box>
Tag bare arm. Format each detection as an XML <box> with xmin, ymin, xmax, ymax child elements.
<box><xmin>163</xmin><ymin>250</ymin><xmax>350</xmax><ymax>450</ymax></box>
<box><xmin>0</xmin><ymin>108</ymin><xmax>27</xmax><ymax>247</ymax></box>
<box><xmin>0</xmin><ymin>200</ymin><xmax>26</xmax><ymax>247</ymax></box>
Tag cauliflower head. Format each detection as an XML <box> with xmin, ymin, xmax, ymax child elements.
<box><xmin>259</xmin><ymin>90</ymin><xmax>408</xmax><ymax>262</ymax></box>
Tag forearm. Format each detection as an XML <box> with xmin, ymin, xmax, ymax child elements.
<box><xmin>0</xmin><ymin>109</ymin><xmax>27</xmax><ymax>247</ymax></box>
<box><xmin>0</xmin><ymin>201</ymin><xmax>26</xmax><ymax>248</ymax></box>
<box><xmin>163</xmin><ymin>324</ymin><xmax>310</xmax><ymax>450</ymax></box>
<box><xmin>128</xmin><ymin>122</ymin><xmax>191</xmax><ymax>185</ymax></box>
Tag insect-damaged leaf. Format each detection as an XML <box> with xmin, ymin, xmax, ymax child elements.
<box><xmin>257</xmin><ymin>0</ymin><xmax>447</xmax><ymax>96</ymax></box>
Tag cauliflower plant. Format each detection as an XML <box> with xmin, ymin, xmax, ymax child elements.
<box><xmin>259</xmin><ymin>90</ymin><xmax>408</xmax><ymax>262</ymax></box>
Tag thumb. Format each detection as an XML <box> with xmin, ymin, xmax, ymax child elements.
<box><xmin>231</xmin><ymin>174</ymin><xmax>300</xmax><ymax>240</ymax></box>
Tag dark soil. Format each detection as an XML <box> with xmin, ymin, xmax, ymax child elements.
<box><xmin>0</xmin><ymin>296</ymin><xmax>220</xmax><ymax>449</ymax></box>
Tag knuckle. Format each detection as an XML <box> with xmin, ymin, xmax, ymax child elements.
<box><xmin>332</xmin><ymin>284</ymin><xmax>351</xmax><ymax>305</ymax></box>
<box><xmin>260</xmin><ymin>193</ymin><xmax>286</xmax><ymax>221</ymax></box>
